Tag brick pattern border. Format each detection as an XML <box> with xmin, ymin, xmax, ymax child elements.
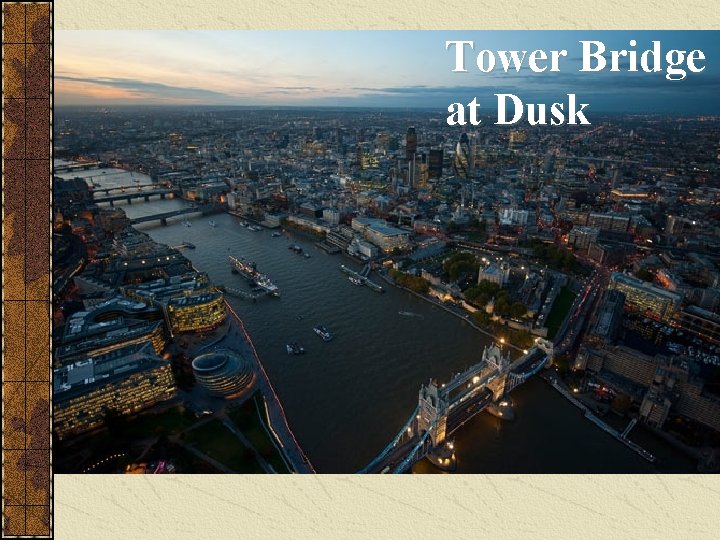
<box><xmin>2</xmin><ymin>3</ymin><xmax>52</xmax><ymax>538</ymax></box>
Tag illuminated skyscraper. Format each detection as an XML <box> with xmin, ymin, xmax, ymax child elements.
<box><xmin>453</xmin><ymin>133</ymin><xmax>471</xmax><ymax>178</ymax></box>
<box><xmin>406</xmin><ymin>127</ymin><xmax>417</xmax><ymax>160</ymax></box>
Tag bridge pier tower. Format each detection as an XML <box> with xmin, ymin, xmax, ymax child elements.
<box><xmin>487</xmin><ymin>374</ymin><xmax>508</xmax><ymax>401</ymax></box>
<box><xmin>144</xmin><ymin>194</ymin><xmax>150</xmax><ymax>202</ymax></box>
<box><xmin>109</xmin><ymin>200</ymin><xmax>114</xmax><ymax>207</ymax></box>
<box><xmin>418</xmin><ymin>381</ymin><xmax>449</xmax><ymax>447</ymax></box>
<box><xmin>126</xmin><ymin>197</ymin><xmax>132</xmax><ymax>204</ymax></box>
<box><xmin>160</xmin><ymin>218</ymin><xmax>168</xmax><ymax>226</ymax></box>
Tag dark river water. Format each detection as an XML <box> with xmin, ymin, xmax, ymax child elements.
<box><xmin>103</xmin><ymin>183</ymin><xmax>696</xmax><ymax>473</ymax></box>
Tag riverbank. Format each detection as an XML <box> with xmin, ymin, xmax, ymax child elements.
<box><xmin>543</xmin><ymin>374</ymin><xmax>656</xmax><ymax>464</ymax></box>
<box><xmin>136</xmin><ymin>208</ymin><xmax>679</xmax><ymax>473</ymax></box>
<box><xmin>376</xmin><ymin>270</ymin><xmax>525</xmax><ymax>355</ymax></box>
<box><xmin>221</xmin><ymin>301</ymin><xmax>316</xmax><ymax>473</ymax></box>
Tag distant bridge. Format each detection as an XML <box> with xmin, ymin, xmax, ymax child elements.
<box><xmin>359</xmin><ymin>339</ymin><xmax>553</xmax><ymax>474</ymax></box>
<box><xmin>128</xmin><ymin>206</ymin><xmax>201</xmax><ymax>226</ymax></box>
<box><xmin>93</xmin><ymin>188</ymin><xmax>179</xmax><ymax>205</ymax></box>
<box><xmin>127</xmin><ymin>203</ymin><xmax>227</xmax><ymax>226</ymax></box>
<box><xmin>92</xmin><ymin>182</ymin><xmax>159</xmax><ymax>195</ymax></box>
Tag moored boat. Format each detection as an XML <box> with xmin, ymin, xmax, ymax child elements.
<box><xmin>313</xmin><ymin>325</ymin><xmax>333</xmax><ymax>342</ymax></box>
<box><xmin>286</xmin><ymin>342</ymin><xmax>306</xmax><ymax>355</ymax></box>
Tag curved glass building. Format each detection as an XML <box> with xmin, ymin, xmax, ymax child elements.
<box><xmin>453</xmin><ymin>133</ymin><xmax>471</xmax><ymax>178</ymax></box>
<box><xmin>191</xmin><ymin>350</ymin><xmax>255</xmax><ymax>398</ymax></box>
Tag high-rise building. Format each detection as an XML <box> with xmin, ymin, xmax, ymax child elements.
<box><xmin>453</xmin><ymin>133</ymin><xmax>471</xmax><ymax>178</ymax></box>
<box><xmin>405</xmin><ymin>127</ymin><xmax>417</xmax><ymax>161</ymax></box>
<box><xmin>428</xmin><ymin>148</ymin><xmax>443</xmax><ymax>178</ymax></box>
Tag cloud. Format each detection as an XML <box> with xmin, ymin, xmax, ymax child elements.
<box><xmin>55</xmin><ymin>75</ymin><xmax>236</xmax><ymax>102</ymax></box>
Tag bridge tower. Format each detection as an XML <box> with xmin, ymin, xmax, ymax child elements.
<box><xmin>417</xmin><ymin>381</ymin><xmax>449</xmax><ymax>447</ymax></box>
<box><xmin>535</xmin><ymin>338</ymin><xmax>554</xmax><ymax>359</ymax></box>
<box><xmin>482</xmin><ymin>344</ymin><xmax>510</xmax><ymax>401</ymax></box>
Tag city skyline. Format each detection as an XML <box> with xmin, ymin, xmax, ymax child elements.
<box><xmin>56</xmin><ymin>30</ymin><xmax>720</xmax><ymax>113</ymax></box>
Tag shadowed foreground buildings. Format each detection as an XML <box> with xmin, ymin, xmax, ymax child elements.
<box><xmin>54</xmin><ymin>296</ymin><xmax>167</xmax><ymax>368</ymax></box>
<box><xmin>576</xmin><ymin>345</ymin><xmax>720</xmax><ymax>434</ymax></box>
<box><xmin>53</xmin><ymin>342</ymin><xmax>177</xmax><ymax>439</ymax></box>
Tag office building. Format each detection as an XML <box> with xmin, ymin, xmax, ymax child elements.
<box><xmin>192</xmin><ymin>350</ymin><xmax>255</xmax><ymax>398</ymax></box>
<box><xmin>53</xmin><ymin>342</ymin><xmax>176</xmax><ymax>439</ymax></box>
<box><xmin>609</xmin><ymin>272</ymin><xmax>682</xmax><ymax>322</ymax></box>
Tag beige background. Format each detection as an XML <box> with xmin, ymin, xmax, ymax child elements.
<box><xmin>54</xmin><ymin>1</ymin><xmax>720</xmax><ymax>538</ymax></box>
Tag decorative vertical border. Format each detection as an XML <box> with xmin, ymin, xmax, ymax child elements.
<box><xmin>1</xmin><ymin>2</ymin><xmax>52</xmax><ymax>538</ymax></box>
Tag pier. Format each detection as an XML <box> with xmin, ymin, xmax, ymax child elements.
<box><xmin>339</xmin><ymin>264</ymin><xmax>384</xmax><ymax>293</ymax></box>
<box><xmin>315</xmin><ymin>241</ymin><xmax>341</xmax><ymax>254</ymax></box>
<box><xmin>217</xmin><ymin>285</ymin><xmax>266</xmax><ymax>302</ymax></box>
<box><xmin>546</xmin><ymin>376</ymin><xmax>656</xmax><ymax>463</ymax></box>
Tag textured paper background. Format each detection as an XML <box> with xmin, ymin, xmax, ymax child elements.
<box><xmin>53</xmin><ymin>1</ymin><xmax>720</xmax><ymax>538</ymax></box>
<box><xmin>2</xmin><ymin>2</ymin><xmax>52</xmax><ymax>537</ymax></box>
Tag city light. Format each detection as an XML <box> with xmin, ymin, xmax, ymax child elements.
<box><xmin>51</xmin><ymin>90</ymin><xmax>717</xmax><ymax>478</ymax></box>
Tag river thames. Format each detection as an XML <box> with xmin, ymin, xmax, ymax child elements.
<box><xmin>94</xmin><ymin>178</ymin><xmax>695</xmax><ymax>473</ymax></box>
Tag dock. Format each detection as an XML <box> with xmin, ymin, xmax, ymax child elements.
<box><xmin>546</xmin><ymin>377</ymin><xmax>656</xmax><ymax>463</ymax></box>
<box><xmin>339</xmin><ymin>264</ymin><xmax>384</xmax><ymax>293</ymax></box>
<box><xmin>217</xmin><ymin>285</ymin><xmax>265</xmax><ymax>302</ymax></box>
<box><xmin>315</xmin><ymin>241</ymin><xmax>341</xmax><ymax>254</ymax></box>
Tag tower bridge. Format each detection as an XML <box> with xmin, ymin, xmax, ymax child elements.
<box><xmin>359</xmin><ymin>338</ymin><xmax>553</xmax><ymax>474</ymax></box>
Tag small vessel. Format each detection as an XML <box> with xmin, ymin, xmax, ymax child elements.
<box><xmin>182</xmin><ymin>242</ymin><xmax>196</xmax><ymax>249</ymax></box>
<box><xmin>313</xmin><ymin>325</ymin><xmax>333</xmax><ymax>342</ymax></box>
<box><xmin>288</xmin><ymin>244</ymin><xmax>303</xmax><ymax>254</ymax></box>
<box><xmin>398</xmin><ymin>310</ymin><xmax>423</xmax><ymax>318</ymax></box>
<box><xmin>183</xmin><ymin>219</ymin><xmax>192</xmax><ymax>227</ymax></box>
<box><xmin>272</xmin><ymin>232</ymin><xmax>282</xmax><ymax>237</ymax></box>
<box><xmin>349</xmin><ymin>276</ymin><xmax>363</xmax><ymax>286</ymax></box>
<box><xmin>255</xmin><ymin>274</ymin><xmax>281</xmax><ymax>297</ymax></box>
<box><xmin>208</xmin><ymin>220</ymin><xmax>217</xmax><ymax>227</ymax></box>
<box><xmin>248</xmin><ymin>225</ymin><xmax>262</xmax><ymax>232</ymax></box>
<box><xmin>286</xmin><ymin>342</ymin><xmax>306</xmax><ymax>355</ymax></box>
<box><xmin>304</xmin><ymin>253</ymin><xmax>311</xmax><ymax>259</ymax></box>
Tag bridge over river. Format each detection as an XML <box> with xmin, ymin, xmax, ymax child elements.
<box><xmin>359</xmin><ymin>339</ymin><xmax>553</xmax><ymax>473</ymax></box>
<box><xmin>93</xmin><ymin>187</ymin><xmax>179</xmax><ymax>205</ymax></box>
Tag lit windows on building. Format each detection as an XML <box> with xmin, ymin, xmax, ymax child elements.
<box><xmin>609</xmin><ymin>272</ymin><xmax>682</xmax><ymax>323</ymax></box>
<box><xmin>53</xmin><ymin>342</ymin><xmax>176</xmax><ymax>439</ymax></box>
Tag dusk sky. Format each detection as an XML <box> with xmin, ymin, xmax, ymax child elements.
<box><xmin>56</xmin><ymin>31</ymin><xmax>720</xmax><ymax>113</ymax></box>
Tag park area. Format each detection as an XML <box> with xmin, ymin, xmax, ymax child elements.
<box><xmin>545</xmin><ymin>286</ymin><xmax>576</xmax><ymax>339</ymax></box>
